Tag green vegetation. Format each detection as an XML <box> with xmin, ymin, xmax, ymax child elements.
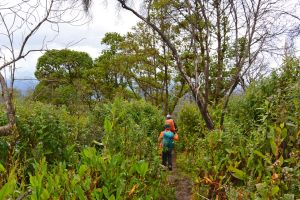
<box><xmin>1</xmin><ymin>54</ymin><xmax>298</xmax><ymax>199</ymax></box>
<box><xmin>176</xmin><ymin>57</ymin><xmax>300</xmax><ymax>199</ymax></box>
<box><xmin>0</xmin><ymin>1</ymin><xmax>299</xmax><ymax>198</ymax></box>
<box><xmin>0</xmin><ymin>99</ymin><xmax>173</xmax><ymax>199</ymax></box>
<box><xmin>34</xmin><ymin>49</ymin><xmax>94</xmax><ymax>113</ymax></box>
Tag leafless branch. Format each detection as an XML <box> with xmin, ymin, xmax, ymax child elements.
<box><xmin>16</xmin><ymin>189</ymin><xmax>32</xmax><ymax>200</ymax></box>
<box><xmin>0</xmin><ymin>0</ymin><xmax>88</xmax><ymax>136</ymax></box>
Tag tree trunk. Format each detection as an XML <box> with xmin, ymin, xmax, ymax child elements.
<box><xmin>215</xmin><ymin>0</ymin><xmax>223</xmax><ymax>105</ymax></box>
<box><xmin>0</xmin><ymin>73</ymin><xmax>16</xmax><ymax>136</ymax></box>
<box><xmin>191</xmin><ymin>88</ymin><xmax>215</xmax><ymax>130</ymax></box>
<box><xmin>118</xmin><ymin>1</ymin><xmax>216</xmax><ymax>130</ymax></box>
<box><xmin>163</xmin><ymin>44</ymin><xmax>169</xmax><ymax>114</ymax></box>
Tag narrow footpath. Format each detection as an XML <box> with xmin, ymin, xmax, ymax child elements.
<box><xmin>167</xmin><ymin>153</ymin><xmax>193</xmax><ymax>200</ymax></box>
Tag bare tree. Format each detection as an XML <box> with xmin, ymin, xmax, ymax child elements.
<box><xmin>0</xmin><ymin>0</ymin><xmax>87</xmax><ymax>136</ymax></box>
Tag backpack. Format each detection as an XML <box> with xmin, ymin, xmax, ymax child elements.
<box><xmin>162</xmin><ymin>131</ymin><xmax>174</xmax><ymax>151</ymax></box>
<box><xmin>165</xmin><ymin>119</ymin><xmax>175</xmax><ymax>132</ymax></box>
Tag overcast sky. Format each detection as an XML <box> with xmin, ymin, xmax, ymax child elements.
<box><xmin>4</xmin><ymin>0</ymin><xmax>300</xmax><ymax>91</ymax></box>
<box><xmin>14</xmin><ymin>1</ymin><xmax>140</xmax><ymax>80</ymax></box>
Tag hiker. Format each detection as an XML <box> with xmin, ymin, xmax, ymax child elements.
<box><xmin>165</xmin><ymin>114</ymin><xmax>177</xmax><ymax>134</ymax></box>
<box><xmin>158</xmin><ymin>124</ymin><xmax>179</xmax><ymax>170</ymax></box>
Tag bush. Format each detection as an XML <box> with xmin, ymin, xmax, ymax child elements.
<box><xmin>0</xmin><ymin>101</ymin><xmax>101</xmax><ymax>170</ymax></box>
<box><xmin>93</xmin><ymin>98</ymin><xmax>164</xmax><ymax>160</ymax></box>
<box><xmin>176</xmin><ymin>102</ymin><xmax>206</xmax><ymax>152</ymax></box>
<box><xmin>0</xmin><ymin>98</ymin><xmax>174</xmax><ymax>199</ymax></box>
<box><xmin>0</xmin><ymin>147</ymin><xmax>173</xmax><ymax>199</ymax></box>
<box><xmin>176</xmin><ymin>58</ymin><xmax>300</xmax><ymax>199</ymax></box>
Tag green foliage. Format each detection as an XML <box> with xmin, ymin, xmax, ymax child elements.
<box><xmin>176</xmin><ymin>56</ymin><xmax>300</xmax><ymax>199</ymax></box>
<box><xmin>0</xmin><ymin>139</ymin><xmax>8</xmax><ymax>165</ymax></box>
<box><xmin>35</xmin><ymin>49</ymin><xmax>93</xmax><ymax>81</ymax></box>
<box><xmin>95</xmin><ymin>98</ymin><xmax>164</xmax><ymax>158</ymax></box>
<box><xmin>0</xmin><ymin>98</ymin><xmax>174</xmax><ymax>199</ymax></box>
<box><xmin>99</xmin><ymin>24</ymin><xmax>186</xmax><ymax>112</ymax></box>
<box><xmin>176</xmin><ymin>102</ymin><xmax>207</xmax><ymax>154</ymax></box>
<box><xmin>0</xmin><ymin>101</ymin><xmax>101</xmax><ymax>171</ymax></box>
<box><xmin>0</xmin><ymin>147</ymin><xmax>172</xmax><ymax>199</ymax></box>
<box><xmin>0</xmin><ymin>167</ymin><xmax>17</xmax><ymax>199</ymax></box>
<box><xmin>33</xmin><ymin>49</ymin><xmax>93</xmax><ymax>112</ymax></box>
<box><xmin>87</xmin><ymin>32</ymin><xmax>132</xmax><ymax>100</ymax></box>
<box><xmin>177</xmin><ymin>102</ymin><xmax>205</xmax><ymax>137</ymax></box>
<box><xmin>14</xmin><ymin>102</ymin><xmax>75</xmax><ymax>165</ymax></box>
<box><xmin>229</xmin><ymin>56</ymin><xmax>300</xmax><ymax>131</ymax></box>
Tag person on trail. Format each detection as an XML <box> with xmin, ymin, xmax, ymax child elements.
<box><xmin>165</xmin><ymin>114</ymin><xmax>177</xmax><ymax>134</ymax></box>
<box><xmin>158</xmin><ymin>124</ymin><xmax>179</xmax><ymax>170</ymax></box>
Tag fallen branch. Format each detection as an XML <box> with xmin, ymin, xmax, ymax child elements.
<box><xmin>16</xmin><ymin>189</ymin><xmax>32</xmax><ymax>200</ymax></box>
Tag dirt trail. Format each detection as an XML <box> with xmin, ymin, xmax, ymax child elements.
<box><xmin>167</xmin><ymin>152</ymin><xmax>193</xmax><ymax>200</ymax></box>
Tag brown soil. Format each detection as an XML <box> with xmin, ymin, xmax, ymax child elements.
<box><xmin>167</xmin><ymin>152</ymin><xmax>193</xmax><ymax>200</ymax></box>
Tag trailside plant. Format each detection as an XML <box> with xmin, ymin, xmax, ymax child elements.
<box><xmin>176</xmin><ymin>58</ymin><xmax>300</xmax><ymax>199</ymax></box>
<box><xmin>0</xmin><ymin>147</ymin><xmax>173</xmax><ymax>199</ymax></box>
<box><xmin>0</xmin><ymin>98</ymin><xmax>175</xmax><ymax>199</ymax></box>
<box><xmin>94</xmin><ymin>98</ymin><xmax>164</xmax><ymax>159</ymax></box>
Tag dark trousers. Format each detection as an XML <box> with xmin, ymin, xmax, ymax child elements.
<box><xmin>162</xmin><ymin>149</ymin><xmax>172</xmax><ymax>170</ymax></box>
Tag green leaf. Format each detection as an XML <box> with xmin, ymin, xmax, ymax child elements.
<box><xmin>0</xmin><ymin>169</ymin><xmax>17</xmax><ymax>200</ymax></box>
<box><xmin>283</xmin><ymin>194</ymin><xmax>295</xmax><ymax>200</ymax></box>
<box><xmin>104</xmin><ymin>118</ymin><xmax>113</xmax><ymax>134</ymax></box>
<box><xmin>109</xmin><ymin>194</ymin><xmax>116</xmax><ymax>200</ymax></box>
<box><xmin>256</xmin><ymin>183</ymin><xmax>268</xmax><ymax>198</ymax></box>
<box><xmin>0</xmin><ymin>163</ymin><xmax>5</xmax><ymax>173</ymax></box>
<box><xmin>30</xmin><ymin>175</ymin><xmax>39</xmax><ymax>187</ymax></box>
<box><xmin>78</xmin><ymin>164</ymin><xmax>89</xmax><ymax>177</ymax></box>
<box><xmin>0</xmin><ymin>180</ymin><xmax>15</xmax><ymax>199</ymax></box>
<box><xmin>75</xmin><ymin>186</ymin><xmax>85</xmax><ymax>200</ymax></box>
<box><xmin>254</xmin><ymin>150</ymin><xmax>272</xmax><ymax>164</ymax></box>
<box><xmin>282</xmin><ymin>128</ymin><xmax>287</xmax><ymax>139</ymax></box>
<box><xmin>41</xmin><ymin>189</ymin><xmax>50</xmax><ymax>199</ymax></box>
<box><xmin>228</xmin><ymin>166</ymin><xmax>247</xmax><ymax>181</ymax></box>
<box><xmin>83</xmin><ymin>148</ymin><xmax>96</xmax><ymax>160</ymax></box>
<box><xmin>280</xmin><ymin>123</ymin><xmax>284</xmax><ymax>129</ymax></box>
<box><xmin>278</xmin><ymin>156</ymin><xmax>284</xmax><ymax>167</ymax></box>
<box><xmin>103</xmin><ymin>186</ymin><xmax>110</xmax><ymax>199</ymax></box>
<box><xmin>271</xmin><ymin>186</ymin><xmax>279</xmax><ymax>196</ymax></box>
<box><xmin>136</xmin><ymin>161</ymin><xmax>149</xmax><ymax>178</ymax></box>
<box><xmin>270</xmin><ymin>138</ymin><xmax>277</xmax><ymax>156</ymax></box>
<box><xmin>254</xmin><ymin>150</ymin><xmax>265</xmax><ymax>158</ymax></box>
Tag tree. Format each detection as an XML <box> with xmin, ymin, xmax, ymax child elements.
<box><xmin>92</xmin><ymin>29</ymin><xmax>187</xmax><ymax>112</ymax></box>
<box><xmin>82</xmin><ymin>0</ymin><xmax>299</xmax><ymax>130</ymax></box>
<box><xmin>0</xmin><ymin>0</ymin><xmax>86</xmax><ymax>135</ymax></box>
<box><xmin>34</xmin><ymin>49</ymin><xmax>93</xmax><ymax>111</ymax></box>
<box><xmin>121</xmin><ymin>23</ymin><xmax>187</xmax><ymax>113</ymax></box>
<box><xmin>86</xmin><ymin>32</ymin><xmax>136</xmax><ymax>100</ymax></box>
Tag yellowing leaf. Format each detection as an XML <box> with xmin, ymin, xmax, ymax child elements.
<box><xmin>129</xmin><ymin>184</ymin><xmax>138</xmax><ymax>196</ymax></box>
<box><xmin>280</xmin><ymin>123</ymin><xmax>284</xmax><ymax>129</ymax></box>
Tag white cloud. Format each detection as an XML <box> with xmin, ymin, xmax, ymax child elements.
<box><xmin>13</xmin><ymin>1</ymin><xmax>140</xmax><ymax>80</ymax></box>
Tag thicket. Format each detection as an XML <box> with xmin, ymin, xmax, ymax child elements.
<box><xmin>0</xmin><ymin>99</ymin><xmax>173</xmax><ymax>199</ymax></box>
<box><xmin>176</xmin><ymin>58</ymin><xmax>300</xmax><ymax>199</ymax></box>
<box><xmin>0</xmin><ymin>52</ymin><xmax>299</xmax><ymax>199</ymax></box>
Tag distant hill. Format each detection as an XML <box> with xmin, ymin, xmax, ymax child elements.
<box><xmin>13</xmin><ymin>79</ymin><xmax>39</xmax><ymax>95</ymax></box>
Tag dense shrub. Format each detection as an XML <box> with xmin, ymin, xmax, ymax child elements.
<box><xmin>0</xmin><ymin>147</ymin><xmax>173</xmax><ymax>199</ymax></box>
<box><xmin>0</xmin><ymin>99</ymin><xmax>174</xmax><ymax>199</ymax></box>
<box><xmin>93</xmin><ymin>98</ymin><xmax>164</xmax><ymax>158</ymax></box>
<box><xmin>176</xmin><ymin>102</ymin><xmax>205</xmax><ymax>153</ymax></box>
<box><xmin>176</xmin><ymin>58</ymin><xmax>300</xmax><ymax>199</ymax></box>
<box><xmin>0</xmin><ymin>101</ymin><xmax>100</xmax><ymax>169</ymax></box>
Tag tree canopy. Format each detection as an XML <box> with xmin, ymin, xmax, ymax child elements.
<box><xmin>34</xmin><ymin>49</ymin><xmax>93</xmax><ymax>111</ymax></box>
